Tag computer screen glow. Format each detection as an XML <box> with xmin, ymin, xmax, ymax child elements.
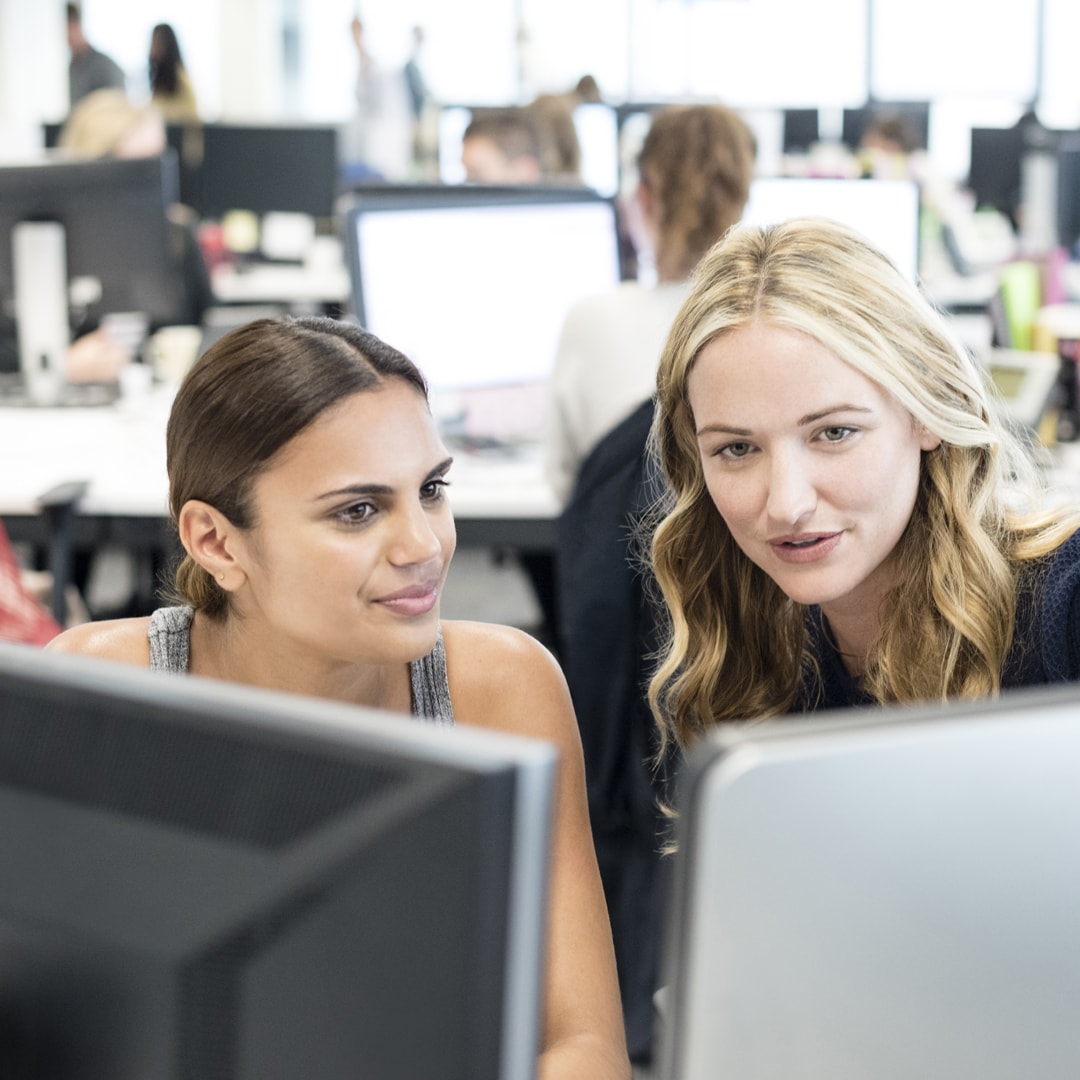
<box><xmin>350</xmin><ymin>198</ymin><xmax>621</xmax><ymax>392</ymax></box>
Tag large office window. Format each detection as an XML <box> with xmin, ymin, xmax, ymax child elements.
<box><xmin>61</xmin><ymin>1</ymin><xmax>1075</xmax><ymax>130</ymax></box>
<box><xmin>81</xmin><ymin>0</ymin><xmax>223</xmax><ymax>118</ymax></box>
<box><xmin>295</xmin><ymin>0</ymin><xmax>520</xmax><ymax>115</ymax></box>
<box><xmin>871</xmin><ymin>0</ymin><xmax>1039</xmax><ymax>102</ymax></box>
<box><xmin>631</xmin><ymin>0</ymin><xmax>867</xmax><ymax>107</ymax></box>
<box><xmin>1041</xmin><ymin>0</ymin><xmax>1080</xmax><ymax>128</ymax></box>
<box><xmin>519</xmin><ymin>0</ymin><xmax>629</xmax><ymax>103</ymax></box>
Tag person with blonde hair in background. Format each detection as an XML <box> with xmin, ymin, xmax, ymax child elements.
<box><xmin>57</xmin><ymin>88</ymin><xmax>213</xmax><ymax>366</ymax></box>
<box><xmin>59</xmin><ymin>87</ymin><xmax>166</xmax><ymax>161</ymax></box>
<box><xmin>648</xmin><ymin>216</ymin><xmax>1080</xmax><ymax>754</ymax></box>
<box><xmin>545</xmin><ymin>103</ymin><xmax>756</xmax><ymax>503</ymax></box>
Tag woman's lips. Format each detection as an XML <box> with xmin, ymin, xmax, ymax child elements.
<box><xmin>768</xmin><ymin>532</ymin><xmax>842</xmax><ymax>564</ymax></box>
<box><xmin>376</xmin><ymin>583</ymin><xmax>439</xmax><ymax>616</ymax></box>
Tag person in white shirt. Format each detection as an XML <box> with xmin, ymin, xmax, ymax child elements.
<box><xmin>544</xmin><ymin>103</ymin><xmax>756</xmax><ymax>505</ymax></box>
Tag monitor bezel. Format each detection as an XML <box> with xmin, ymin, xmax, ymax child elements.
<box><xmin>659</xmin><ymin>680</ymin><xmax>1080</xmax><ymax>1080</ymax></box>
<box><xmin>0</xmin><ymin>641</ymin><xmax>556</xmax><ymax>1080</ymax></box>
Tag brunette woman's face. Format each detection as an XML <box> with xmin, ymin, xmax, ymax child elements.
<box><xmin>229</xmin><ymin>381</ymin><xmax>456</xmax><ymax>667</ymax></box>
<box><xmin>687</xmin><ymin>322</ymin><xmax>940</xmax><ymax>628</ymax></box>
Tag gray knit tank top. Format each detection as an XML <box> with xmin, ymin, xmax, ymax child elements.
<box><xmin>148</xmin><ymin>606</ymin><xmax>454</xmax><ymax>724</ymax></box>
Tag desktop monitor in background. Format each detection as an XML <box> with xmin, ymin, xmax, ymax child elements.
<box><xmin>1056</xmin><ymin>132</ymin><xmax>1080</xmax><ymax>253</ymax></box>
<box><xmin>968</xmin><ymin>125</ymin><xmax>1024</xmax><ymax>221</ymax></box>
<box><xmin>437</xmin><ymin>103</ymin><xmax>620</xmax><ymax>198</ymax></box>
<box><xmin>344</xmin><ymin>185</ymin><xmax>622</xmax><ymax>440</ymax></box>
<box><xmin>0</xmin><ymin>154</ymin><xmax>185</xmax><ymax>374</ymax></box>
<box><xmin>740</xmin><ymin>177</ymin><xmax>921</xmax><ymax>281</ymax></box>
<box><xmin>0</xmin><ymin>642</ymin><xmax>555</xmax><ymax>1080</ymax></box>
<box><xmin>659</xmin><ymin>684</ymin><xmax>1080</xmax><ymax>1080</ymax></box>
<box><xmin>194</xmin><ymin>123</ymin><xmax>339</xmax><ymax>221</ymax></box>
<box><xmin>782</xmin><ymin>108</ymin><xmax>821</xmax><ymax>153</ymax></box>
<box><xmin>841</xmin><ymin>101</ymin><xmax>930</xmax><ymax>152</ymax></box>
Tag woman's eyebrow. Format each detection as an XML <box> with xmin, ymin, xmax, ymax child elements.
<box><xmin>696</xmin><ymin>405</ymin><xmax>873</xmax><ymax>438</ymax></box>
<box><xmin>315</xmin><ymin>458</ymin><xmax>454</xmax><ymax>502</ymax></box>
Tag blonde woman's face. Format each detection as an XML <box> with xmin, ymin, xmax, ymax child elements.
<box><xmin>687</xmin><ymin>322</ymin><xmax>940</xmax><ymax>629</ymax></box>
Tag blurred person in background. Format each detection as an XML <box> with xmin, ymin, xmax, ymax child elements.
<box><xmin>546</xmin><ymin>103</ymin><xmax>756</xmax><ymax>503</ymax></box>
<box><xmin>149</xmin><ymin>22</ymin><xmax>200</xmax><ymax>123</ymax></box>
<box><xmin>66</xmin><ymin>2</ymin><xmax>125</xmax><ymax>110</ymax></box>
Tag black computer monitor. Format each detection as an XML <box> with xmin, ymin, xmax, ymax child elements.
<box><xmin>659</xmin><ymin>683</ymin><xmax>1080</xmax><ymax>1080</ymax></box>
<box><xmin>1056</xmin><ymin>131</ymin><xmax>1080</xmax><ymax>253</ymax></box>
<box><xmin>0</xmin><ymin>641</ymin><xmax>555</xmax><ymax>1080</ymax></box>
<box><xmin>343</xmin><ymin>183</ymin><xmax>622</xmax><ymax>403</ymax></box>
<box><xmin>0</xmin><ymin>154</ymin><xmax>186</xmax><ymax>373</ymax></box>
<box><xmin>782</xmin><ymin>108</ymin><xmax>820</xmax><ymax>153</ymax></box>
<box><xmin>842</xmin><ymin>101</ymin><xmax>930</xmax><ymax>152</ymax></box>
<box><xmin>968</xmin><ymin>125</ymin><xmax>1025</xmax><ymax>222</ymax></box>
<box><xmin>194</xmin><ymin>123</ymin><xmax>339</xmax><ymax>220</ymax></box>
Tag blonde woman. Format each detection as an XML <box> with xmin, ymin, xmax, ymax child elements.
<box><xmin>649</xmin><ymin>216</ymin><xmax>1080</xmax><ymax>748</ymax></box>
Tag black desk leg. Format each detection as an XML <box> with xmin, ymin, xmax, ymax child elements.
<box><xmin>36</xmin><ymin>481</ymin><xmax>88</xmax><ymax>626</ymax></box>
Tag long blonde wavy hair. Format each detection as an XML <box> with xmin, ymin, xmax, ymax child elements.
<box><xmin>648</xmin><ymin>216</ymin><xmax>1080</xmax><ymax>750</ymax></box>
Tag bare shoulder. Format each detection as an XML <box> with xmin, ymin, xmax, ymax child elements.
<box><xmin>45</xmin><ymin>617</ymin><xmax>152</xmax><ymax>667</ymax></box>
<box><xmin>440</xmin><ymin>620</ymin><xmax>575</xmax><ymax>742</ymax></box>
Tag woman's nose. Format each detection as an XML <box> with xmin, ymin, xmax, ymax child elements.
<box><xmin>389</xmin><ymin>504</ymin><xmax>443</xmax><ymax>566</ymax></box>
<box><xmin>765</xmin><ymin>449</ymin><xmax>818</xmax><ymax>529</ymax></box>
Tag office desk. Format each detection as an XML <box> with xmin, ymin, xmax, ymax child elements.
<box><xmin>0</xmin><ymin>389</ymin><xmax>560</xmax><ymax>566</ymax></box>
<box><xmin>210</xmin><ymin>262</ymin><xmax>351</xmax><ymax>308</ymax></box>
<box><xmin>209</xmin><ymin>237</ymin><xmax>351</xmax><ymax>309</ymax></box>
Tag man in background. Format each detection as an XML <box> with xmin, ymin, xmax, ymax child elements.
<box><xmin>460</xmin><ymin>107</ymin><xmax>545</xmax><ymax>184</ymax></box>
<box><xmin>66</xmin><ymin>3</ymin><xmax>125</xmax><ymax>110</ymax></box>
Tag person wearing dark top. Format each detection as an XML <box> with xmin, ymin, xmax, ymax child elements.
<box><xmin>66</xmin><ymin>3</ymin><xmax>125</xmax><ymax>108</ymax></box>
<box><xmin>647</xmin><ymin>216</ymin><xmax>1080</xmax><ymax>749</ymax></box>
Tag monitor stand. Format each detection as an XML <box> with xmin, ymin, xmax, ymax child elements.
<box><xmin>12</xmin><ymin>220</ymin><xmax>69</xmax><ymax>406</ymax></box>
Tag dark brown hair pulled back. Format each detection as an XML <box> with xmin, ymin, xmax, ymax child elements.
<box><xmin>165</xmin><ymin>315</ymin><xmax>428</xmax><ymax>618</ymax></box>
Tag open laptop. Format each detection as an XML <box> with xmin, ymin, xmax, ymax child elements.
<box><xmin>659</xmin><ymin>684</ymin><xmax>1080</xmax><ymax>1080</ymax></box>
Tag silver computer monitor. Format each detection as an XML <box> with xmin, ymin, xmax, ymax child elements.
<box><xmin>659</xmin><ymin>684</ymin><xmax>1080</xmax><ymax>1080</ymax></box>
<box><xmin>0</xmin><ymin>641</ymin><xmax>556</xmax><ymax>1080</ymax></box>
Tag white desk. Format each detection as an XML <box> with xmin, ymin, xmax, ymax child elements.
<box><xmin>210</xmin><ymin>262</ymin><xmax>351</xmax><ymax>307</ymax></box>
<box><xmin>209</xmin><ymin>237</ymin><xmax>351</xmax><ymax>308</ymax></box>
<box><xmin>0</xmin><ymin>386</ymin><xmax>559</xmax><ymax>553</ymax></box>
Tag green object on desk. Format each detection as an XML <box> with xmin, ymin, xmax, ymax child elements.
<box><xmin>999</xmin><ymin>260</ymin><xmax>1042</xmax><ymax>351</ymax></box>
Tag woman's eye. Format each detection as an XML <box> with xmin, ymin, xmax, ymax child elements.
<box><xmin>421</xmin><ymin>478</ymin><xmax>450</xmax><ymax>502</ymax></box>
<box><xmin>718</xmin><ymin>441</ymin><xmax>753</xmax><ymax>460</ymax></box>
<box><xmin>820</xmin><ymin>425</ymin><xmax>855</xmax><ymax>443</ymax></box>
<box><xmin>335</xmin><ymin>502</ymin><xmax>376</xmax><ymax>525</ymax></box>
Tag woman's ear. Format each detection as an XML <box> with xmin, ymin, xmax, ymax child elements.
<box><xmin>916</xmin><ymin>422</ymin><xmax>942</xmax><ymax>452</ymax></box>
<box><xmin>177</xmin><ymin>500</ymin><xmax>247</xmax><ymax>591</ymax></box>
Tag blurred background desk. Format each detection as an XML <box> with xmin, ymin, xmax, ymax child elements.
<box><xmin>0</xmin><ymin>388</ymin><xmax>559</xmax><ymax>621</ymax></box>
<box><xmin>208</xmin><ymin>238</ymin><xmax>351</xmax><ymax>312</ymax></box>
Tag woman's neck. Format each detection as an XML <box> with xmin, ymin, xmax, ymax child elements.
<box><xmin>188</xmin><ymin>613</ymin><xmax>412</xmax><ymax>713</ymax></box>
